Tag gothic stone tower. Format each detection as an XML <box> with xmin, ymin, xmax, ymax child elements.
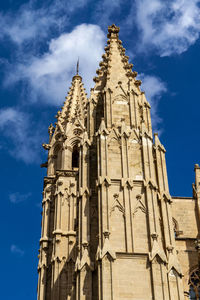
<box><xmin>37</xmin><ymin>25</ymin><xmax>186</xmax><ymax>300</ymax></box>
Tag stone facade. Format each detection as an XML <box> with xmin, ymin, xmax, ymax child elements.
<box><xmin>37</xmin><ymin>25</ymin><xmax>200</xmax><ymax>300</ymax></box>
<box><xmin>171</xmin><ymin>164</ymin><xmax>200</xmax><ymax>299</ymax></box>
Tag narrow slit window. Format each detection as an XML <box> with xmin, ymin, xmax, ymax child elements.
<box><xmin>72</xmin><ymin>146</ymin><xmax>79</xmax><ymax>169</ymax></box>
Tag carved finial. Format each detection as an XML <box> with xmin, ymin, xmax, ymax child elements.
<box><xmin>48</xmin><ymin>123</ymin><xmax>54</xmax><ymax>143</ymax></box>
<box><xmin>136</xmin><ymin>194</ymin><xmax>142</xmax><ymax>200</ymax></box>
<box><xmin>55</xmin><ymin>110</ymin><xmax>61</xmax><ymax>119</ymax></box>
<box><xmin>113</xmin><ymin>193</ymin><xmax>119</xmax><ymax>199</ymax></box>
<box><xmin>82</xmin><ymin>241</ymin><xmax>88</xmax><ymax>249</ymax></box>
<box><xmin>167</xmin><ymin>245</ymin><xmax>174</xmax><ymax>253</ymax></box>
<box><xmin>103</xmin><ymin>230</ymin><xmax>110</xmax><ymax>239</ymax></box>
<box><xmin>55</xmin><ymin>111</ymin><xmax>64</xmax><ymax>134</ymax></box>
<box><xmin>48</xmin><ymin>123</ymin><xmax>54</xmax><ymax>134</ymax></box>
<box><xmin>108</xmin><ymin>24</ymin><xmax>120</xmax><ymax>38</ymax></box>
<box><xmin>151</xmin><ymin>232</ymin><xmax>158</xmax><ymax>240</ymax></box>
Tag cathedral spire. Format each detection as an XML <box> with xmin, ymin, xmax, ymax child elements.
<box><xmin>44</xmin><ymin>71</ymin><xmax>88</xmax><ymax>176</ymax></box>
<box><xmin>89</xmin><ymin>24</ymin><xmax>146</xmax><ymax>132</ymax></box>
<box><xmin>38</xmin><ymin>24</ymin><xmax>187</xmax><ymax>300</ymax></box>
<box><xmin>51</xmin><ymin>71</ymin><xmax>87</xmax><ymax>141</ymax></box>
<box><xmin>62</xmin><ymin>72</ymin><xmax>87</xmax><ymax>123</ymax></box>
<box><xmin>93</xmin><ymin>24</ymin><xmax>140</xmax><ymax>91</ymax></box>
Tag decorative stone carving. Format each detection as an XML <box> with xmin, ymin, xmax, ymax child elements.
<box><xmin>42</xmin><ymin>143</ymin><xmax>51</xmax><ymax>150</ymax></box>
<box><xmin>56</xmin><ymin>170</ymin><xmax>78</xmax><ymax>177</ymax></box>
<box><xmin>149</xmin><ymin>232</ymin><xmax>167</xmax><ymax>263</ymax></box>
<box><xmin>73</xmin><ymin>128</ymin><xmax>82</xmax><ymax>136</ymax></box>
<box><xmin>133</xmin><ymin>194</ymin><xmax>147</xmax><ymax>216</ymax></box>
<box><xmin>110</xmin><ymin>193</ymin><xmax>125</xmax><ymax>217</ymax></box>
<box><xmin>55</xmin><ymin>110</ymin><xmax>65</xmax><ymax>134</ymax></box>
<box><xmin>48</xmin><ymin>123</ymin><xmax>54</xmax><ymax>142</ymax></box>
<box><xmin>167</xmin><ymin>245</ymin><xmax>182</xmax><ymax>275</ymax></box>
<box><xmin>96</xmin><ymin>231</ymin><xmax>116</xmax><ymax>261</ymax></box>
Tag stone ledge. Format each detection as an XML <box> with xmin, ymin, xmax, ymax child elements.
<box><xmin>116</xmin><ymin>252</ymin><xmax>148</xmax><ymax>259</ymax></box>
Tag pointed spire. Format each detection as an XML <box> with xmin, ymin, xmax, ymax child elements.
<box><xmin>48</xmin><ymin>70</ymin><xmax>88</xmax><ymax>142</ymax></box>
<box><xmin>57</xmin><ymin>72</ymin><xmax>87</xmax><ymax>131</ymax></box>
<box><xmin>93</xmin><ymin>24</ymin><xmax>140</xmax><ymax>90</ymax></box>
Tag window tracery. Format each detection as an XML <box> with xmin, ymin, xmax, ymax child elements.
<box><xmin>189</xmin><ymin>269</ymin><xmax>200</xmax><ymax>299</ymax></box>
<box><xmin>172</xmin><ymin>217</ymin><xmax>183</xmax><ymax>238</ymax></box>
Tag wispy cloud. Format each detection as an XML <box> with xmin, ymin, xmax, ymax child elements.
<box><xmin>5</xmin><ymin>24</ymin><xmax>105</xmax><ymax>104</ymax></box>
<box><xmin>139</xmin><ymin>74</ymin><xmax>167</xmax><ymax>132</ymax></box>
<box><xmin>10</xmin><ymin>244</ymin><xmax>24</xmax><ymax>256</ymax></box>
<box><xmin>0</xmin><ymin>24</ymin><xmax>105</xmax><ymax>163</ymax></box>
<box><xmin>132</xmin><ymin>0</ymin><xmax>200</xmax><ymax>56</ymax></box>
<box><xmin>0</xmin><ymin>107</ymin><xmax>45</xmax><ymax>163</ymax></box>
<box><xmin>0</xmin><ymin>0</ymin><xmax>198</xmax><ymax>163</ymax></box>
<box><xmin>9</xmin><ymin>192</ymin><xmax>32</xmax><ymax>204</ymax></box>
<box><xmin>0</xmin><ymin>0</ymin><xmax>88</xmax><ymax>46</ymax></box>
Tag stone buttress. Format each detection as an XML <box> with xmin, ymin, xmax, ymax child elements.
<box><xmin>37</xmin><ymin>25</ymin><xmax>185</xmax><ymax>300</ymax></box>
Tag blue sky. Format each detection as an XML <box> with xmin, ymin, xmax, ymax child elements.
<box><xmin>0</xmin><ymin>0</ymin><xmax>200</xmax><ymax>299</ymax></box>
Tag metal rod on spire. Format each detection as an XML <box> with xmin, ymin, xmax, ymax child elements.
<box><xmin>76</xmin><ymin>58</ymin><xmax>79</xmax><ymax>75</ymax></box>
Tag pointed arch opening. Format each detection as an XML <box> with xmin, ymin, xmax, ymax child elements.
<box><xmin>172</xmin><ymin>217</ymin><xmax>183</xmax><ymax>238</ymax></box>
<box><xmin>72</xmin><ymin>145</ymin><xmax>79</xmax><ymax>169</ymax></box>
<box><xmin>188</xmin><ymin>269</ymin><xmax>200</xmax><ymax>299</ymax></box>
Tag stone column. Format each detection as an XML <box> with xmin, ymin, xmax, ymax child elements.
<box><xmin>37</xmin><ymin>179</ymin><xmax>55</xmax><ymax>300</ymax></box>
<box><xmin>75</xmin><ymin>133</ymin><xmax>93</xmax><ymax>300</ymax></box>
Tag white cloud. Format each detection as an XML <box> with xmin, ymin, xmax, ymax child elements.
<box><xmin>134</xmin><ymin>0</ymin><xmax>200</xmax><ymax>56</ymax></box>
<box><xmin>10</xmin><ymin>244</ymin><xmax>24</xmax><ymax>256</ymax></box>
<box><xmin>0</xmin><ymin>0</ymin><xmax>88</xmax><ymax>45</ymax></box>
<box><xmin>0</xmin><ymin>107</ymin><xmax>44</xmax><ymax>163</ymax></box>
<box><xmin>139</xmin><ymin>74</ymin><xmax>167</xmax><ymax>132</ymax></box>
<box><xmin>5</xmin><ymin>24</ymin><xmax>105</xmax><ymax>104</ymax></box>
<box><xmin>9</xmin><ymin>192</ymin><xmax>32</xmax><ymax>204</ymax></box>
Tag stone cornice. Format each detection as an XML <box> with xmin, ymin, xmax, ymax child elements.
<box><xmin>55</xmin><ymin>170</ymin><xmax>78</xmax><ymax>178</ymax></box>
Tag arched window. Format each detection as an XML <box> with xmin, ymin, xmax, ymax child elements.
<box><xmin>189</xmin><ymin>269</ymin><xmax>200</xmax><ymax>299</ymax></box>
<box><xmin>172</xmin><ymin>217</ymin><xmax>183</xmax><ymax>238</ymax></box>
<box><xmin>72</xmin><ymin>145</ymin><xmax>79</xmax><ymax>169</ymax></box>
